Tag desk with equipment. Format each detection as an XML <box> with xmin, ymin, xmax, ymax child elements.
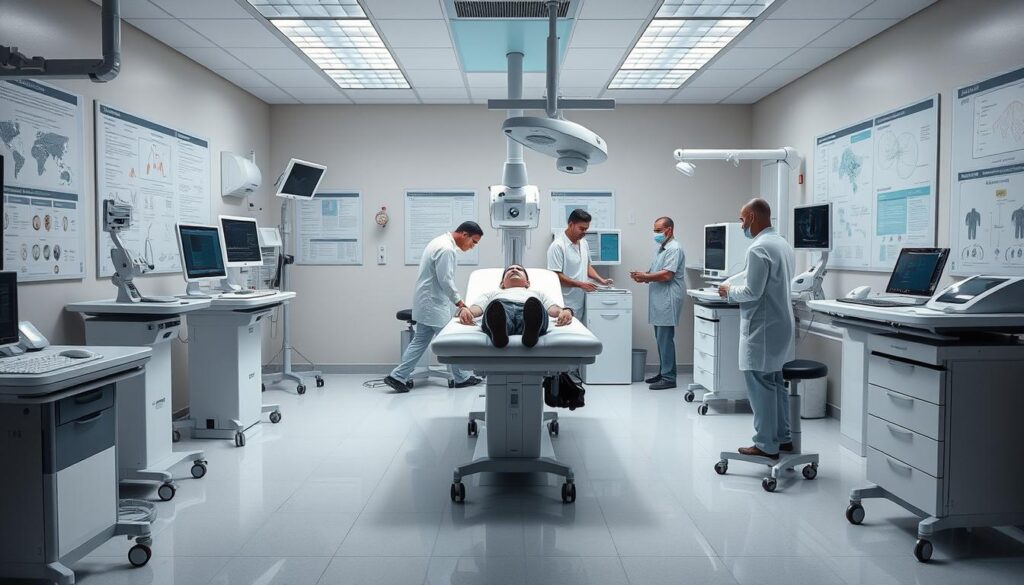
<box><xmin>808</xmin><ymin>275</ymin><xmax>1024</xmax><ymax>562</ymax></box>
<box><xmin>175</xmin><ymin>221</ymin><xmax>290</xmax><ymax>447</ymax></box>
<box><xmin>0</xmin><ymin>272</ymin><xmax>156</xmax><ymax>583</ymax></box>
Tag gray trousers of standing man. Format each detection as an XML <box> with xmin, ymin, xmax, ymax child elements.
<box><xmin>391</xmin><ymin>323</ymin><xmax>470</xmax><ymax>385</ymax></box>
<box><xmin>744</xmin><ymin>369</ymin><xmax>792</xmax><ymax>453</ymax></box>
<box><xmin>654</xmin><ymin>325</ymin><xmax>676</xmax><ymax>383</ymax></box>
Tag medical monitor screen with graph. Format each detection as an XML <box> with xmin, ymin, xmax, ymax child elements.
<box><xmin>885</xmin><ymin>248</ymin><xmax>949</xmax><ymax>297</ymax></box>
<box><xmin>794</xmin><ymin>203</ymin><xmax>831</xmax><ymax>250</ymax></box>
<box><xmin>0</xmin><ymin>271</ymin><xmax>18</xmax><ymax>347</ymax></box>
<box><xmin>177</xmin><ymin>224</ymin><xmax>227</xmax><ymax>282</ymax></box>
<box><xmin>219</xmin><ymin>216</ymin><xmax>263</xmax><ymax>267</ymax></box>
<box><xmin>276</xmin><ymin>158</ymin><xmax>326</xmax><ymax>200</ymax></box>
<box><xmin>705</xmin><ymin>225</ymin><xmax>726</xmax><ymax>271</ymax></box>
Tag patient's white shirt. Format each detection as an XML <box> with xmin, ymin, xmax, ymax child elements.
<box><xmin>470</xmin><ymin>287</ymin><xmax>559</xmax><ymax>311</ymax></box>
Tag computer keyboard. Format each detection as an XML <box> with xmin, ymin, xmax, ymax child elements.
<box><xmin>222</xmin><ymin>289</ymin><xmax>278</xmax><ymax>299</ymax></box>
<box><xmin>0</xmin><ymin>351</ymin><xmax>103</xmax><ymax>375</ymax></box>
<box><xmin>837</xmin><ymin>297</ymin><xmax>928</xmax><ymax>308</ymax></box>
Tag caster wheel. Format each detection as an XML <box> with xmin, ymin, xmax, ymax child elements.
<box><xmin>128</xmin><ymin>543</ymin><xmax>151</xmax><ymax>567</ymax></box>
<box><xmin>261</xmin><ymin>383</ymin><xmax>266</xmax><ymax>393</ymax></box>
<box><xmin>190</xmin><ymin>461</ymin><xmax>208</xmax><ymax>479</ymax></box>
<box><xmin>157</xmin><ymin>482</ymin><xmax>176</xmax><ymax>501</ymax></box>
<box><xmin>846</xmin><ymin>503</ymin><xmax>865</xmax><ymax>525</ymax></box>
<box><xmin>684</xmin><ymin>391</ymin><xmax>695</xmax><ymax>403</ymax></box>
<box><xmin>234</xmin><ymin>432</ymin><xmax>246</xmax><ymax>448</ymax></box>
<box><xmin>448</xmin><ymin>380</ymin><xmax>455</xmax><ymax>389</ymax></box>
<box><xmin>914</xmin><ymin>539</ymin><xmax>933</xmax><ymax>562</ymax></box>
<box><xmin>450</xmin><ymin>482</ymin><xmax>466</xmax><ymax>503</ymax></box>
<box><xmin>561</xmin><ymin>482</ymin><xmax>577</xmax><ymax>503</ymax></box>
<box><xmin>270</xmin><ymin>410</ymin><xmax>282</xmax><ymax>424</ymax></box>
<box><xmin>297</xmin><ymin>384</ymin><xmax>306</xmax><ymax>395</ymax></box>
<box><xmin>761</xmin><ymin>477</ymin><xmax>777</xmax><ymax>492</ymax></box>
<box><xmin>697</xmin><ymin>403</ymin><xmax>709</xmax><ymax>416</ymax></box>
<box><xmin>172</xmin><ymin>429</ymin><xmax>181</xmax><ymax>443</ymax></box>
<box><xmin>408</xmin><ymin>380</ymin><xmax>415</xmax><ymax>389</ymax></box>
<box><xmin>316</xmin><ymin>376</ymin><xmax>325</xmax><ymax>388</ymax></box>
<box><xmin>714</xmin><ymin>460</ymin><xmax>728</xmax><ymax>475</ymax></box>
<box><xmin>467</xmin><ymin>420</ymin><xmax>478</xmax><ymax>436</ymax></box>
<box><xmin>802</xmin><ymin>464</ymin><xmax>818</xmax><ymax>480</ymax></box>
<box><xmin>548</xmin><ymin>420</ymin><xmax>560</xmax><ymax>437</ymax></box>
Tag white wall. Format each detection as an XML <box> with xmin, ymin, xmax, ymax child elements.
<box><xmin>2</xmin><ymin>0</ymin><xmax>272</xmax><ymax>409</ymax></box>
<box><xmin>268</xmin><ymin>104</ymin><xmax>756</xmax><ymax>368</ymax></box>
<box><xmin>751</xmin><ymin>0</ymin><xmax>1024</xmax><ymax>408</ymax></box>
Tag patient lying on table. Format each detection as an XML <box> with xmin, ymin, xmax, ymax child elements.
<box><xmin>458</xmin><ymin>264</ymin><xmax>574</xmax><ymax>348</ymax></box>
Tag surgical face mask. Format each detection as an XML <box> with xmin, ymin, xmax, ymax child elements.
<box><xmin>653</xmin><ymin>232</ymin><xmax>666</xmax><ymax>244</ymax></box>
<box><xmin>743</xmin><ymin>226</ymin><xmax>753</xmax><ymax>239</ymax></box>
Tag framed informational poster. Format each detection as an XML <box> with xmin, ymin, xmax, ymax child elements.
<box><xmin>549</xmin><ymin>190</ymin><xmax>615</xmax><ymax>229</ymax></box>
<box><xmin>404</xmin><ymin>190</ymin><xmax>479</xmax><ymax>266</ymax></box>
<box><xmin>294</xmin><ymin>191</ymin><xmax>362</xmax><ymax>265</ymax></box>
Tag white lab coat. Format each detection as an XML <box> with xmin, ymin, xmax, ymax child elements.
<box><xmin>647</xmin><ymin>239</ymin><xmax>686</xmax><ymax>326</ymax></box>
<box><xmin>411</xmin><ymin>232</ymin><xmax>462</xmax><ymax>328</ymax></box>
<box><xmin>546</xmin><ymin>231</ymin><xmax>590</xmax><ymax>313</ymax></box>
<box><xmin>727</xmin><ymin>227</ymin><xmax>795</xmax><ymax>372</ymax></box>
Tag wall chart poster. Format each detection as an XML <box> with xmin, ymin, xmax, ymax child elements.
<box><xmin>814</xmin><ymin>95</ymin><xmax>939</xmax><ymax>271</ymax></box>
<box><xmin>949</xmin><ymin>66</ymin><xmax>1024</xmax><ymax>276</ymax></box>
<box><xmin>0</xmin><ymin>80</ymin><xmax>86</xmax><ymax>281</ymax></box>
<box><xmin>404</xmin><ymin>190</ymin><xmax>479</xmax><ymax>266</ymax></box>
<box><xmin>294</xmin><ymin>191</ymin><xmax>363</xmax><ymax>265</ymax></box>
<box><xmin>95</xmin><ymin>102</ymin><xmax>211</xmax><ymax>276</ymax></box>
<box><xmin>549</xmin><ymin>191</ymin><xmax>616</xmax><ymax>230</ymax></box>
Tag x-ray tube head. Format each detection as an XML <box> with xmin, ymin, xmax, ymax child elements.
<box><xmin>502</xmin><ymin>117</ymin><xmax>607</xmax><ymax>174</ymax></box>
<box><xmin>489</xmin><ymin>185</ymin><xmax>540</xmax><ymax>230</ymax></box>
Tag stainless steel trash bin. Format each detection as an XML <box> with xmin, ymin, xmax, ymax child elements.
<box><xmin>631</xmin><ymin>349</ymin><xmax>647</xmax><ymax>383</ymax></box>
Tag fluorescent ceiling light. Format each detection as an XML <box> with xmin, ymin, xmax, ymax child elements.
<box><xmin>611</xmin><ymin>0</ymin><xmax>772</xmax><ymax>90</ymax></box>
<box><xmin>248</xmin><ymin>1</ymin><xmax>409</xmax><ymax>89</ymax></box>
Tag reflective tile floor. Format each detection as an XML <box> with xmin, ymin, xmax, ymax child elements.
<box><xmin>64</xmin><ymin>374</ymin><xmax>1024</xmax><ymax>585</ymax></box>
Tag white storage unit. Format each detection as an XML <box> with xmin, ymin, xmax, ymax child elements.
<box><xmin>686</xmin><ymin>302</ymin><xmax>746</xmax><ymax>414</ymax></box>
<box><xmin>583</xmin><ymin>290</ymin><xmax>632</xmax><ymax>384</ymax></box>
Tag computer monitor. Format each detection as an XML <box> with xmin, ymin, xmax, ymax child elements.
<box><xmin>176</xmin><ymin>223</ymin><xmax>227</xmax><ymax>282</ymax></box>
<box><xmin>218</xmin><ymin>215</ymin><xmax>263</xmax><ymax>268</ymax></box>
<box><xmin>885</xmin><ymin>248</ymin><xmax>950</xmax><ymax>297</ymax></box>
<box><xmin>703</xmin><ymin>222</ymin><xmax>748</xmax><ymax>279</ymax></box>
<box><xmin>275</xmin><ymin>158</ymin><xmax>326</xmax><ymax>200</ymax></box>
<box><xmin>0</xmin><ymin>272</ymin><xmax>19</xmax><ymax>348</ymax></box>
<box><xmin>793</xmin><ymin>202</ymin><xmax>832</xmax><ymax>251</ymax></box>
<box><xmin>584</xmin><ymin>229</ymin><xmax>621</xmax><ymax>265</ymax></box>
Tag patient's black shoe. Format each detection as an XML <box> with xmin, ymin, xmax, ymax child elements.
<box><xmin>522</xmin><ymin>296</ymin><xmax>545</xmax><ymax>348</ymax></box>
<box><xmin>484</xmin><ymin>301</ymin><xmax>509</xmax><ymax>348</ymax></box>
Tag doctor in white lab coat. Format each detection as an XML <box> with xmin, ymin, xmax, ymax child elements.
<box><xmin>385</xmin><ymin>222</ymin><xmax>484</xmax><ymax>393</ymax></box>
<box><xmin>719</xmin><ymin>198</ymin><xmax>795</xmax><ymax>458</ymax></box>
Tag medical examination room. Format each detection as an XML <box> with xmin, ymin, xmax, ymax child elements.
<box><xmin>3</xmin><ymin>0</ymin><xmax>1024</xmax><ymax>583</ymax></box>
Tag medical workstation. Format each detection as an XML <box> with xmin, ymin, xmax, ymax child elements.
<box><xmin>2</xmin><ymin>1</ymin><xmax>1024</xmax><ymax>585</ymax></box>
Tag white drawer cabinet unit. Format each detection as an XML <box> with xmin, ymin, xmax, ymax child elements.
<box><xmin>584</xmin><ymin>291</ymin><xmax>632</xmax><ymax>384</ymax></box>
<box><xmin>686</xmin><ymin>302</ymin><xmax>746</xmax><ymax>415</ymax></box>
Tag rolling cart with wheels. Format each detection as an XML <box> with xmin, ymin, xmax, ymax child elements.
<box><xmin>685</xmin><ymin>301</ymin><xmax>748</xmax><ymax>415</ymax></box>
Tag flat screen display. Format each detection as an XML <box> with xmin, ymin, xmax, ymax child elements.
<box><xmin>599</xmin><ymin>233</ymin><xmax>619</xmax><ymax>262</ymax></box>
<box><xmin>221</xmin><ymin>217</ymin><xmax>262</xmax><ymax>264</ymax></box>
<box><xmin>705</xmin><ymin>225</ymin><xmax>726</xmax><ymax>271</ymax></box>
<box><xmin>885</xmin><ymin>248</ymin><xmax>949</xmax><ymax>296</ymax></box>
<box><xmin>794</xmin><ymin>203</ymin><xmax>831</xmax><ymax>250</ymax></box>
<box><xmin>277</xmin><ymin>159</ymin><xmax>325</xmax><ymax>199</ymax></box>
<box><xmin>0</xmin><ymin>271</ymin><xmax>18</xmax><ymax>347</ymax></box>
<box><xmin>178</xmin><ymin>225</ymin><xmax>227</xmax><ymax>280</ymax></box>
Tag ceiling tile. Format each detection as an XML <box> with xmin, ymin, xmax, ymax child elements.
<box><xmin>734</xmin><ymin>19</ymin><xmax>841</xmax><ymax>48</ymax></box>
<box><xmin>299</xmin><ymin>98</ymin><xmax>353</xmax><ymax>104</ymax></box>
<box><xmin>570</xmin><ymin>20</ymin><xmax>645</xmax><ymax>48</ymax></box>
<box><xmin>687</xmin><ymin>68</ymin><xmax>766</xmax><ymax>87</ymax></box>
<box><xmin>560</xmin><ymin>69</ymin><xmax>614</xmax><ymax>87</ymax></box>
<box><xmin>361</xmin><ymin>0</ymin><xmax>444</xmax><ymax>19</ymax></box>
<box><xmin>404</xmin><ymin>69</ymin><xmax>465</xmax><ymax>87</ymax></box>
<box><xmin>562</xmin><ymin>48</ymin><xmax>627</xmax><ymax>70</ymax></box>
<box><xmin>244</xmin><ymin>86</ymin><xmax>299</xmax><ymax>103</ymax></box>
<box><xmin>671</xmin><ymin>87</ymin><xmax>736</xmax><ymax>101</ymax></box>
<box><xmin>415</xmin><ymin>87</ymin><xmax>469</xmax><ymax>99</ymax></box>
<box><xmin>93</xmin><ymin>0</ymin><xmax>170</xmax><ymax>19</ymax></box>
<box><xmin>127</xmin><ymin>18</ymin><xmax>214</xmax><ymax>48</ymax></box>
<box><xmin>579</xmin><ymin>0</ymin><xmax>660</xmax><ymax>20</ymax></box>
<box><xmin>279</xmin><ymin>87</ymin><xmax>347</xmax><ymax>99</ymax></box>
<box><xmin>177</xmin><ymin>46</ymin><xmax>247</xmax><ymax>69</ymax></box>
<box><xmin>808</xmin><ymin>18</ymin><xmax>899</xmax><ymax>48</ymax></box>
<box><xmin>420</xmin><ymin>98</ymin><xmax>471</xmax><ymax>104</ymax></box>
<box><xmin>774</xmin><ymin>46</ymin><xmax>846</xmax><ymax>69</ymax></box>
<box><xmin>470</xmin><ymin>87</ymin><xmax>514</xmax><ymax>100</ymax></box>
<box><xmin>183</xmin><ymin>19</ymin><xmax>285</xmax><ymax>48</ymax></box>
<box><xmin>466</xmin><ymin>72</ymin><xmax>546</xmax><ymax>88</ymax></box>
<box><xmin>392</xmin><ymin>47</ymin><xmax>460</xmax><ymax>69</ymax></box>
<box><xmin>212</xmin><ymin>68</ymin><xmax>273</xmax><ymax>88</ymax></box>
<box><xmin>226</xmin><ymin>47</ymin><xmax>309</xmax><ymax>69</ymax></box>
<box><xmin>375</xmin><ymin>20</ymin><xmax>453</xmax><ymax>48</ymax></box>
<box><xmin>256</xmin><ymin>68</ymin><xmax>332</xmax><ymax>87</ymax></box>
<box><xmin>720</xmin><ymin>86</ymin><xmax>777</xmax><ymax>103</ymax></box>
<box><xmin>768</xmin><ymin>0</ymin><xmax>873</xmax><ymax>20</ymax></box>
<box><xmin>150</xmin><ymin>0</ymin><xmax>251</xmax><ymax>19</ymax></box>
<box><xmin>854</xmin><ymin>0</ymin><xmax>936</xmax><ymax>19</ymax></box>
<box><xmin>708</xmin><ymin>47</ymin><xmax>796</xmax><ymax>69</ymax></box>
<box><xmin>746</xmin><ymin>67</ymin><xmax>812</xmax><ymax>87</ymax></box>
<box><xmin>557</xmin><ymin>87</ymin><xmax>606</xmax><ymax>97</ymax></box>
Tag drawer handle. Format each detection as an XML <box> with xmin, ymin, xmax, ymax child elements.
<box><xmin>600</xmin><ymin>300</ymin><xmax>619</xmax><ymax>305</ymax></box>
<box><xmin>886</xmin><ymin>423</ymin><xmax>914</xmax><ymax>440</ymax></box>
<box><xmin>152</xmin><ymin>397</ymin><xmax>167</xmax><ymax>407</ymax></box>
<box><xmin>885</xmin><ymin>456</ymin><xmax>913</xmax><ymax>475</ymax></box>
<box><xmin>73</xmin><ymin>411</ymin><xmax>104</xmax><ymax>426</ymax></box>
<box><xmin>600</xmin><ymin>313</ymin><xmax>620</xmax><ymax>319</ymax></box>
<box><xmin>886</xmin><ymin>359</ymin><xmax>915</xmax><ymax>370</ymax></box>
<box><xmin>74</xmin><ymin>390</ymin><xmax>104</xmax><ymax>405</ymax></box>
<box><xmin>885</xmin><ymin>391</ymin><xmax>914</xmax><ymax>405</ymax></box>
<box><xmin>699</xmin><ymin>332</ymin><xmax>713</xmax><ymax>338</ymax></box>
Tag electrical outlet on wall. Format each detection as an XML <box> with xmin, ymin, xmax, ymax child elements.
<box><xmin>628</xmin><ymin>210</ymin><xmax>636</xmax><ymax>225</ymax></box>
<box><xmin>377</xmin><ymin>244</ymin><xmax>387</xmax><ymax>265</ymax></box>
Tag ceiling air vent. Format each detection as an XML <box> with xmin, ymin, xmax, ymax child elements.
<box><xmin>453</xmin><ymin>1</ymin><xmax>570</xmax><ymax>19</ymax></box>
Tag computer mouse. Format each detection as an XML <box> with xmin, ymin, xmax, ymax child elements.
<box><xmin>60</xmin><ymin>348</ymin><xmax>97</xmax><ymax>359</ymax></box>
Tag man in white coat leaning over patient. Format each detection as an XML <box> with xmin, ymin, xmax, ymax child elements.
<box><xmin>384</xmin><ymin>222</ymin><xmax>485</xmax><ymax>393</ymax></box>
<box><xmin>718</xmin><ymin>198</ymin><xmax>796</xmax><ymax>458</ymax></box>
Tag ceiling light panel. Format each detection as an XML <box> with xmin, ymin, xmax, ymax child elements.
<box><xmin>248</xmin><ymin>0</ymin><xmax>408</xmax><ymax>89</ymax></box>
<box><xmin>611</xmin><ymin>0</ymin><xmax>772</xmax><ymax>89</ymax></box>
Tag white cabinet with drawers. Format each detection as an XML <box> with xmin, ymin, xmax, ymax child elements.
<box><xmin>686</xmin><ymin>302</ymin><xmax>746</xmax><ymax>412</ymax></box>
<box><xmin>583</xmin><ymin>291</ymin><xmax>632</xmax><ymax>384</ymax></box>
